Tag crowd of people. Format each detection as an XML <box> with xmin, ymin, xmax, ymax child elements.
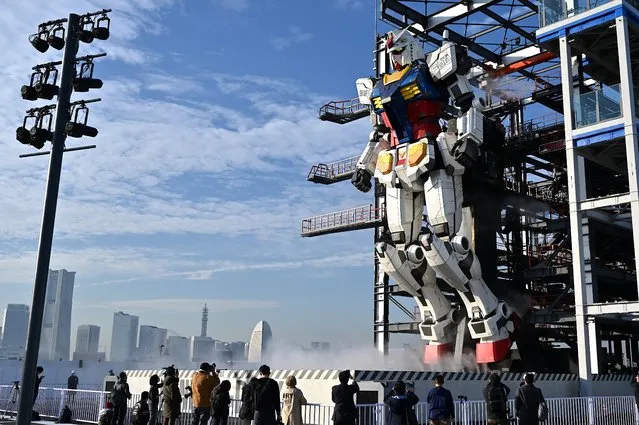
<box><xmin>96</xmin><ymin>366</ymin><xmax>550</xmax><ymax>425</ymax></box>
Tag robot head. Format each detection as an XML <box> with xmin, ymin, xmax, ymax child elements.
<box><xmin>385</xmin><ymin>27</ymin><xmax>425</xmax><ymax>71</ymax></box>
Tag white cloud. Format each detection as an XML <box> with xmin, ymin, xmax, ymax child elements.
<box><xmin>270</xmin><ymin>27</ymin><xmax>314</xmax><ymax>51</ymax></box>
<box><xmin>81</xmin><ymin>298</ymin><xmax>280</xmax><ymax>312</ymax></box>
<box><xmin>89</xmin><ymin>252</ymin><xmax>371</xmax><ymax>286</ymax></box>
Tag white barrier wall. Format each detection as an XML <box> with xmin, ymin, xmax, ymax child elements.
<box><xmin>119</xmin><ymin>369</ymin><xmax>634</xmax><ymax>403</ymax></box>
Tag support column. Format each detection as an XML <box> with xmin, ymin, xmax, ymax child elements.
<box><xmin>615</xmin><ymin>16</ymin><xmax>639</xmax><ymax>297</ymax></box>
<box><xmin>373</xmin><ymin>181</ymin><xmax>389</xmax><ymax>355</ymax></box>
<box><xmin>560</xmin><ymin>35</ymin><xmax>594</xmax><ymax>395</ymax></box>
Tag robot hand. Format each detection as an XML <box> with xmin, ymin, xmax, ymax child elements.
<box><xmin>351</xmin><ymin>168</ymin><xmax>373</xmax><ymax>192</ymax></box>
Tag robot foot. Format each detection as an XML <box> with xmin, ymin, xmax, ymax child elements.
<box><xmin>424</xmin><ymin>343</ymin><xmax>452</xmax><ymax>364</ymax></box>
<box><xmin>476</xmin><ymin>338</ymin><xmax>511</xmax><ymax>364</ymax></box>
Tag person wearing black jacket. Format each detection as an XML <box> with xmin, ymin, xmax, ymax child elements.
<box><xmin>515</xmin><ymin>374</ymin><xmax>545</xmax><ymax>425</ymax></box>
<box><xmin>483</xmin><ymin>373</ymin><xmax>510</xmax><ymax>425</ymax></box>
<box><xmin>33</xmin><ymin>366</ymin><xmax>45</xmax><ymax>405</ymax></box>
<box><xmin>332</xmin><ymin>370</ymin><xmax>360</xmax><ymax>425</ymax></box>
<box><xmin>384</xmin><ymin>381</ymin><xmax>419</xmax><ymax>425</ymax></box>
<box><xmin>239</xmin><ymin>377</ymin><xmax>258</xmax><ymax>425</ymax></box>
<box><xmin>249</xmin><ymin>365</ymin><xmax>281</xmax><ymax>425</ymax></box>
<box><xmin>631</xmin><ymin>371</ymin><xmax>639</xmax><ymax>411</ymax></box>
<box><xmin>149</xmin><ymin>375</ymin><xmax>163</xmax><ymax>425</ymax></box>
<box><xmin>211</xmin><ymin>380</ymin><xmax>232</xmax><ymax>425</ymax></box>
<box><xmin>111</xmin><ymin>372</ymin><xmax>132</xmax><ymax>425</ymax></box>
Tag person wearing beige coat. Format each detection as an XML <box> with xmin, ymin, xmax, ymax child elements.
<box><xmin>281</xmin><ymin>376</ymin><xmax>308</xmax><ymax>425</ymax></box>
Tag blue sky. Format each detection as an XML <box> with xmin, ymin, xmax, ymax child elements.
<box><xmin>0</xmin><ymin>0</ymin><xmax>422</xmax><ymax>353</ymax></box>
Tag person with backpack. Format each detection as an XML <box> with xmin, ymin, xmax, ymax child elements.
<box><xmin>483</xmin><ymin>373</ymin><xmax>511</xmax><ymax>425</ymax></box>
<box><xmin>332</xmin><ymin>370</ymin><xmax>359</xmax><ymax>425</ymax></box>
<box><xmin>111</xmin><ymin>372</ymin><xmax>132</xmax><ymax>425</ymax></box>
<box><xmin>149</xmin><ymin>374</ymin><xmax>163</xmax><ymax>425</ymax></box>
<box><xmin>282</xmin><ymin>376</ymin><xmax>308</xmax><ymax>425</ymax></box>
<box><xmin>191</xmin><ymin>362</ymin><xmax>218</xmax><ymax>425</ymax></box>
<box><xmin>384</xmin><ymin>381</ymin><xmax>419</xmax><ymax>425</ymax></box>
<box><xmin>426</xmin><ymin>375</ymin><xmax>455</xmax><ymax>425</ymax></box>
<box><xmin>133</xmin><ymin>392</ymin><xmax>151</xmax><ymax>425</ymax></box>
<box><xmin>250</xmin><ymin>365</ymin><xmax>281</xmax><ymax>425</ymax></box>
<box><xmin>211</xmin><ymin>380</ymin><xmax>232</xmax><ymax>425</ymax></box>
<box><xmin>515</xmin><ymin>373</ymin><xmax>548</xmax><ymax>425</ymax></box>
<box><xmin>162</xmin><ymin>366</ymin><xmax>182</xmax><ymax>425</ymax></box>
<box><xmin>239</xmin><ymin>377</ymin><xmax>259</xmax><ymax>425</ymax></box>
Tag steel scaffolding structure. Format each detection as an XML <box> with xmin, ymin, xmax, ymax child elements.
<box><xmin>301</xmin><ymin>0</ymin><xmax>639</xmax><ymax>376</ymax></box>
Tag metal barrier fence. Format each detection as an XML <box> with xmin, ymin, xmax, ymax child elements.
<box><xmin>0</xmin><ymin>386</ymin><xmax>637</xmax><ymax>425</ymax></box>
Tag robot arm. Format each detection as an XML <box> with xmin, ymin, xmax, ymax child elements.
<box><xmin>426</xmin><ymin>32</ymin><xmax>475</xmax><ymax>112</ymax></box>
<box><xmin>351</xmin><ymin>77</ymin><xmax>390</xmax><ymax>193</ymax></box>
<box><xmin>452</xmin><ymin>99</ymin><xmax>485</xmax><ymax>167</ymax></box>
<box><xmin>352</xmin><ymin>128</ymin><xmax>390</xmax><ymax>192</ymax></box>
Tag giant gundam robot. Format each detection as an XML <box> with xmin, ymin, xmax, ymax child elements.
<box><xmin>351</xmin><ymin>26</ymin><xmax>517</xmax><ymax>364</ymax></box>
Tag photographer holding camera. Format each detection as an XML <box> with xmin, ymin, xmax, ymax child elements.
<box><xmin>191</xmin><ymin>363</ymin><xmax>218</xmax><ymax>425</ymax></box>
<box><xmin>331</xmin><ymin>370</ymin><xmax>359</xmax><ymax>425</ymax></box>
<box><xmin>162</xmin><ymin>366</ymin><xmax>182</xmax><ymax>425</ymax></box>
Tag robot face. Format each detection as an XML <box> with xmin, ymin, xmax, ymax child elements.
<box><xmin>385</xmin><ymin>29</ymin><xmax>424</xmax><ymax>71</ymax></box>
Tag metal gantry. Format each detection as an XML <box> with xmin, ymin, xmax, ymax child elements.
<box><xmin>302</xmin><ymin>0</ymin><xmax>639</xmax><ymax>373</ymax></box>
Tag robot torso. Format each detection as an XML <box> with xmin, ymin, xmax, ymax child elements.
<box><xmin>370</xmin><ymin>62</ymin><xmax>449</xmax><ymax>147</ymax></box>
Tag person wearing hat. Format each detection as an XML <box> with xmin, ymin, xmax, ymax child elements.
<box><xmin>384</xmin><ymin>381</ymin><xmax>419</xmax><ymax>425</ymax></box>
<box><xmin>98</xmin><ymin>401</ymin><xmax>114</xmax><ymax>425</ymax></box>
<box><xmin>111</xmin><ymin>372</ymin><xmax>132</xmax><ymax>425</ymax></box>
<box><xmin>191</xmin><ymin>362</ymin><xmax>217</xmax><ymax>425</ymax></box>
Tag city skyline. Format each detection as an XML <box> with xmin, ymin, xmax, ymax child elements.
<box><xmin>0</xmin><ymin>0</ymin><xmax>377</xmax><ymax>351</ymax></box>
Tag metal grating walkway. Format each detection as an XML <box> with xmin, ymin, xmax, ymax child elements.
<box><xmin>319</xmin><ymin>98</ymin><xmax>369</xmax><ymax>124</ymax></box>
<box><xmin>301</xmin><ymin>204</ymin><xmax>385</xmax><ymax>237</ymax></box>
<box><xmin>307</xmin><ymin>156</ymin><xmax>359</xmax><ymax>184</ymax></box>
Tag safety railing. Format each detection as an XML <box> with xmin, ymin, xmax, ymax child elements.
<box><xmin>319</xmin><ymin>98</ymin><xmax>370</xmax><ymax>124</ymax></box>
<box><xmin>307</xmin><ymin>156</ymin><xmax>359</xmax><ymax>184</ymax></box>
<box><xmin>301</xmin><ymin>205</ymin><xmax>384</xmax><ymax>236</ymax></box>
<box><xmin>1</xmin><ymin>386</ymin><xmax>638</xmax><ymax>425</ymax></box>
<box><xmin>539</xmin><ymin>0</ymin><xmax>616</xmax><ymax>27</ymax></box>
<box><xmin>575</xmin><ymin>83</ymin><xmax>622</xmax><ymax>128</ymax></box>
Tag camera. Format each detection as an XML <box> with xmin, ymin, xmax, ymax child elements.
<box><xmin>161</xmin><ymin>365</ymin><xmax>178</xmax><ymax>377</ymax></box>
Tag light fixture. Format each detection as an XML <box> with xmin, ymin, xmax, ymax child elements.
<box><xmin>93</xmin><ymin>15</ymin><xmax>110</xmax><ymax>40</ymax></box>
<box><xmin>34</xmin><ymin>83</ymin><xmax>59</xmax><ymax>100</ymax></box>
<box><xmin>21</xmin><ymin>85</ymin><xmax>38</xmax><ymax>101</ymax></box>
<box><xmin>73</xmin><ymin>60</ymin><xmax>103</xmax><ymax>92</ymax></box>
<box><xmin>47</xmin><ymin>26</ymin><xmax>65</xmax><ymax>50</ymax></box>
<box><xmin>65</xmin><ymin>122</ymin><xmax>98</xmax><ymax>138</ymax></box>
<box><xmin>29</xmin><ymin>31</ymin><xmax>49</xmax><ymax>53</ymax></box>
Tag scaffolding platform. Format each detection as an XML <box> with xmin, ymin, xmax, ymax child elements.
<box><xmin>307</xmin><ymin>156</ymin><xmax>359</xmax><ymax>184</ymax></box>
<box><xmin>319</xmin><ymin>98</ymin><xmax>369</xmax><ymax>124</ymax></box>
<box><xmin>301</xmin><ymin>205</ymin><xmax>384</xmax><ymax>237</ymax></box>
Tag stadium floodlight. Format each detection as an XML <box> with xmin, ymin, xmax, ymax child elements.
<box><xmin>21</xmin><ymin>65</ymin><xmax>60</xmax><ymax>101</ymax></box>
<box><xmin>79</xmin><ymin>17</ymin><xmax>95</xmax><ymax>44</ymax></box>
<box><xmin>65</xmin><ymin>100</ymin><xmax>99</xmax><ymax>138</ymax></box>
<box><xmin>29</xmin><ymin>31</ymin><xmax>49</xmax><ymax>53</ymax></box>
<box><xmin>93</xmin><ymin>14</ymin><xmax>110</xmax><ymax>40</ymax></box>
<box><xmin>15</xmin><ymin>106</ymin><xmax>56</xmax><ymax>149</ymax></box>
<box><xmin>47</xmin><ymin>25</ymin><xmax>65</xmax><ymax>50</ymax></box>
<box><xmin>73</xmin><ymin>58</ymin><xmax>103</xmax><ymax>92</ymax></box>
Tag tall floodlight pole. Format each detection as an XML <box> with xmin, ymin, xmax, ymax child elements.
<box><xmin>15</xmin><ymin>10</ymin><xmax>111</xmax><ymax>425</ymax></box>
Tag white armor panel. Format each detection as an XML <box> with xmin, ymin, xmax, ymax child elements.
<box><xmin>375</xmin><ymin>140</ymin><xmax>436</xmax><ymax>191</ymax></box>
<box><xmin>426</xmin><ymin>42</ymin><xmax>457</xmax><ymax>81</ymax></box>
<box><xmin>356</xmin><ymin>78</ymin><xmax>374</xmax><ymax>106</ymax></box>
<box><xmin>457</xmin><ymin>104</ymin><xmax>484</xmax><ymax>147</ymax></box>
<box><xmin>424</xmin><ymin>170</ymin><xmax>463</xmax><ymax>235</ymax></box>
<box><xmin>385</xmin><ymin>187</ymin><xmax>424</xmax><ymax>245</ymax></box>
<box><xmin>357</xmin><ymin>131</ymin><xmax>390</xmax><ymax>175</ymax></box>
<box><xmin>436</xmin><ymin>133</ymin><xmax>465</xmax><ymax>176</ymax></box>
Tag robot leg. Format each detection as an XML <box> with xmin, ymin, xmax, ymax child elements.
<box><xmin>422</xmin><ymin>171</ymin><xmax>515</xmax><ymax>363</ymax></box>
<box><xmin>375</xmin><ymin>241</ymin><xmax>458</xmax><ymax>363</ymax></box>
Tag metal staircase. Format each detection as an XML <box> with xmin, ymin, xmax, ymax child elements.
<box><xmin>319</xmin><ymin>98</ymin><xmax>369</xmax><ymax>124</ymax></box>
<box><xmin>307</xmin><ymin>156</ymin><xmax>359</xmax><ymax>184</ymax></box>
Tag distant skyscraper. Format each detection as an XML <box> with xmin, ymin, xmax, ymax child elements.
<box><xmin>1</xmin><ymin>304</ymin><xmax>29</xmax><ymax>350</ymax></box>
<box><xmin>201</xmin><ymin>304</ymin><xmax>208</xmax><ymax>337</ymax></box>
<box><xmin>75</xmin><ymin>325</ymin><xmax>100</xmax><ymax>353</ymax></box>
<box><xmin>190</xmin><ymin>336</ymin><xmax>214</xmax><ymax>362</ymax></box>
<box><xmin>230</xmin><ymin>341</ymin><xmax>247</xmax><ymax>361</ymax></box>
<box><xmin>247</xmin><ymin>321</ymin><xmax>272</xmax><ymax>363</ymax></box>
<box><xmin>166</xmin><ymin>336</ymin><xmax>189</xmax><ymax>362</ymax></box>
<box><xmin>110</xmin><ymin>312</ymin><xmax>139</xmax><ymax>361</ymax></box>
<box><xmin>40</xmin><ymin>269</ymin><xmax>75</xmax><ymax>361</ymax></box>
<box><xmin>138</xmin><ymin>325</ymin><xmax>168</xmax><ymax>358</ymax></box>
